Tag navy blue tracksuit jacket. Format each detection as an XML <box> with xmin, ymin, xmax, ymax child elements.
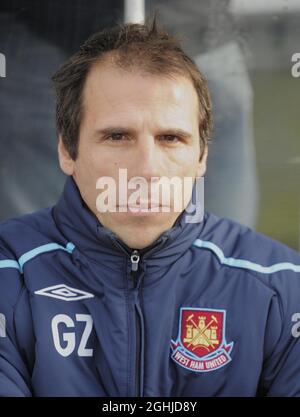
<box><xmin>1</xmin><ymin>176</ymin><xmax>300</xmax><ymax>397</ymax></box>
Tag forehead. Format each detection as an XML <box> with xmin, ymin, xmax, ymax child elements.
<box><xmin>81</xmin><ymin>61</ymin><xmax>199</xmax><ymax>127</ymax></box>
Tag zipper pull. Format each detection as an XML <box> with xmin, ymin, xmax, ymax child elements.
<box><xmin>130</xmin><ymin>250</ymin><xmax>140</xmax><ymax>272</ymax></box>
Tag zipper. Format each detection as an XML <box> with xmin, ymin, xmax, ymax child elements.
<box><xmin>130</xmin><ymin>250</ymin><xmax>142</xmax><ymax>397</ymax></box>
<box><xmin>108</xmin><ymin>235</ymin><xmax>169</xmax><ymax>396</ymax></box>
<box><xmin>131</xmin><ymin>250</ymin><xmax>140</xmax><ymax>273</ymax></box>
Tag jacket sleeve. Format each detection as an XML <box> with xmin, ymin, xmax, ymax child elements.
<box><xmin>258</xmin><ymin>271</ymin><xmax>300</xmax><ymax>397</ymax></box>
<box><xmin>0</xmin><ymin>252</ymin><xmax>32</xmax><ymax>397</ymax></box>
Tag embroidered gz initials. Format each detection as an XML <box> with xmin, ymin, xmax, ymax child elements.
<box><xmin>51</xmin><ymin>314</ymin><xmax>93</xmax><ymax>357</ymax></box>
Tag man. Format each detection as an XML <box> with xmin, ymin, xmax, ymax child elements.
<box><xmin>1</xmin><ymin>18</ymin><xmax>300</xmax><ymax>397</ymax></box>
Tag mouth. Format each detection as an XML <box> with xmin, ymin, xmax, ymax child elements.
<box><xmin>116</xmin><ymin>204</ymin><xmax>170</xmax><ymax>215</ymax></box>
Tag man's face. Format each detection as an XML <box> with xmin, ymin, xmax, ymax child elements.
<box><xmin>58</xmin><ymin>61</ymin><xmax>207</xmax><ymax>249</ymax></box>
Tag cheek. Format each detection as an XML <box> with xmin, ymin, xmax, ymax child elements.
<box><xmin>173</xmin><ymin>148</ymin><xmax>200</xmax><ymax>177</ymax></box>
<box><xmin>76</xmin><ymin>148</ymin><xmax>111</xmax><ymax>178</ymax></box>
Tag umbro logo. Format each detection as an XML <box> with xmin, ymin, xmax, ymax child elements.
<box><xmin>34</xmin><ymin>284</ymin><xmax>94</xmax><ymax>301</ymax></box>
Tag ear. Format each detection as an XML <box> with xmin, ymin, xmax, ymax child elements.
<box><xmin>197</xmin><ymin>144</ymin><xmax>208</xmax><ymax>177</ymax></box>
<box><xmin>58</xmin><ymin>135</ymin><xmax>75</xmax><ymax>175</ymax></box>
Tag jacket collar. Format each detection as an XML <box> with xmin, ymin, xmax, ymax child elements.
<box><xmin>53</xmin><ymin>175</ymin><xmax>206</xmax><ymax>267</ymax></box>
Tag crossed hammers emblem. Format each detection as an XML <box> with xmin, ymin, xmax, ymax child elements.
<box><xmin>185</xmin><ymin>313</ymin><xmax>219</xmax><ymax>351</ymax></box>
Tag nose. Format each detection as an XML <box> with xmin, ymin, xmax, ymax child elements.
<box><xmin>131</xmin><ymin>135</ymin><xmax>163</xmax><ymax>181</ymax></box>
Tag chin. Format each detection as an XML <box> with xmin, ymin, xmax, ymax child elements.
<box><xmin>100</xmin><ymin>213</ymin><xmax>180</xmax><ymax>249</ymax></box>
<box><xmin>117</xmin><ymin>224</ymin><xmax>166</xmax><ymax>250</ymax></box>
<box><xmin>123</xmin><ymin>231</ymin><xmax>161</xmax><ymax>250</ymax></box>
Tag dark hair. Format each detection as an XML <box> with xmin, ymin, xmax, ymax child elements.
<box><xmin>51</xmin><ymin>15</ymin><xmax>212</xmax><ymax>160</ymax></box>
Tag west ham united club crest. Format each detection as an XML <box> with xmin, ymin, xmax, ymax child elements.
<box><xmin>170</xmin><ymin>308</ymin><xmax>234</xmax><ymax>372</ymax></box>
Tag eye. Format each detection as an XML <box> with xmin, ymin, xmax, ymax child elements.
<box><xmin>159</xmin><ymin>135</ymin><xmax>179</xmax><ymax>143</ymax></box>
<box><xmin>107</xmin><ymin>132</ymin><xmax>127</xmax><ymax>141</ymax></box>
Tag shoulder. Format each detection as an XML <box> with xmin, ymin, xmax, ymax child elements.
<box><xmin>195</xmin><ymin>211</ymin><xmax>300</xmax><ymax>269</ymax></box>
<box><xmin>0</xmin><ymin>207</ymin><xmax>67</xmax><ymax>259</ymax></box>
<box><xmin>0</xmin><ymin>207</ymin><xmax>73</xmax><ymax>278</ymax></box>
<box><xmin>194</xmin><ymin>212</ymin><xmax>300</xmax><ymax>302</ymax></box>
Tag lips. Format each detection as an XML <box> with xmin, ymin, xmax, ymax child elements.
<box><xmin>129</xmin><ymin>203</ymin><xmax>160</xmax><ymax>208</ymax></box>
<box><xmin>117</xmin><ymin>203</ymin><xmax>170</xmax><ymax>213</ymax></box>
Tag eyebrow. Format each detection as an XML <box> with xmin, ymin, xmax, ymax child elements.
<box><xmin>93</xmin><ymin>126</ymin><xmax>193</xmax><ymax>139</ymax></box>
